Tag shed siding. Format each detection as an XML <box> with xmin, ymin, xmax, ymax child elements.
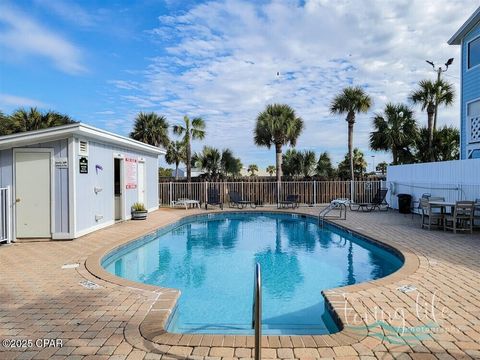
<box><xmin>74</xmin><ymin>138</ymin><xmax>159</xmax><ymax>235</ymax></box>
<box><xmin>0</xmin><ymin>140</ymin><xmax>69</xmax><ymax>234</ymax></box>
<box><xmin>461</xmin><ymin>22</ymin><xmax>480</xmax><ymax>158</ymax></box>
<box><xmin>0</xmin><ymin>149</ymin><xmax>13</xmax><ymax>188</ymax></box>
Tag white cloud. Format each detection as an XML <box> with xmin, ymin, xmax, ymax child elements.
<box><xmin>0</xmin><ymin>93</ymin><xmax>48</xmax><ymax>109</ymax></box>
<box><xmin>33</xmin><ymin>0</ymin><xmax>96</xmax><ymax>28</ymax></box>
<box><xmin>0</xmin><ymin>4</ymin><xmax>86</xmax><ymax>74</ymax></box>
<box><xmin>110</xmin><ymin>0</ymin><xmax>476</xmax><ymax>166</ymax></box>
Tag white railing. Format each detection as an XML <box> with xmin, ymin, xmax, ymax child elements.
<box><xmin>159</xmin><ymin>180</ymin><xmax>386</xmax><ymax>207</ymax></box>
<box><xmin>0</xmin><ymin>186</ymin><xmax>12</xmax><ymax>244</ymax></box>
<box><xmin>388</xmin><ymin>181</ymin><xmax>480</xmax><ymax>210</ymax></box>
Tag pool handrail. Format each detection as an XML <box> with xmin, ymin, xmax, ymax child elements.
<box><xmin>252</xmin><ymin>262</ymin><xmax>262</xmax><ymax>360</ymax></box>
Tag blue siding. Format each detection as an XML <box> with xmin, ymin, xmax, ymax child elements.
<box><xmin>461</xmin><ymin>21</ymin><xmax>480</xmax><ymax>159</ymax></box>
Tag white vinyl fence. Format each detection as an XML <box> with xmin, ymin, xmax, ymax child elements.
<box><xmin>387</xmin><ymin>159</ymin><xmax>480</xmax><ymax>210</ymax></box>
<box><xmin>159</xmin><ymin>180</ymin><xmax>386</xmax><ymax>207</ymax></box>
<box><xmin>0</xmin><ymin>187</ymin><xmax>12</xmax><ymax>244</ymax></box>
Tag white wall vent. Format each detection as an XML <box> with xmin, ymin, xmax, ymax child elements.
<box><xmin>79</xmin><ymin>140</ymin><xmax>89</xmax><ymax>155</ymax></box>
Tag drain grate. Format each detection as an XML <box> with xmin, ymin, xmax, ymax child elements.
<box><xmin>79</xmin><ymin>280</ymin><xmax>101</xmax><ymax>289</ymax></box>
<box><xmin>397</xmin><ymin>285</ymin><xmax>417</xmax><ymax>293</ymax></box>
<box><xmin>62</xmin><ymin>263</ymin><xmax>79</xmax><ymax>269</ymax></box>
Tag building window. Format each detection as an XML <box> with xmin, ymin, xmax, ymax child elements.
<box><xmin>468</xmin><ymin>36</ymin><xmax>480</xmax><ymax>69</ymax></box>
<box><xmin>467</xmin><ymin>99</ymin><xmax>480</xmax><ymax>117</ymax></box>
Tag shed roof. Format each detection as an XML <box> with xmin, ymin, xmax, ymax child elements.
<box><xmin>448</xmin><ymin>6</ymin><xmax>480</xmax><ymax>45</ymax></box>
<box><xmin>0</xmin><ymin>122</ymin><xmax>166</xmax><ymax>155</ymax></box>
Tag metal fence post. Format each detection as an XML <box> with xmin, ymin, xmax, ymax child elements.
<box><xmin>350</xmin><ymin>180</ymin><xmax>354</xmax><ymax>202</ymax></box>
<box><xmin>169</xmin><ymin>182</ymin><xmax>172</xmax><ymax>207</ymax></box>
<box><xmin>205</xmin><ymin>181</ymin><xmax>208</xmax><ymax>204</ymax></box>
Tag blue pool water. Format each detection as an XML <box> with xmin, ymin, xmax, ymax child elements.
<box><xmin>103</xmin><ymin>213</ymin><xmax>403</xmax><ymax>335</ymax></box>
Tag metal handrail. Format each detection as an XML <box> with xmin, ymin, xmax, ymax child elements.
<box><xmin>252</xmin><ymin>263</ymin><xmax>261</xmax><ymax>360</ymax></box>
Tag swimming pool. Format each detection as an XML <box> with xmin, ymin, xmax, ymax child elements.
<box><xmin>102</xmin><ymin>212</ymin><xmax>403</xmax><ymax>335</ymax></box>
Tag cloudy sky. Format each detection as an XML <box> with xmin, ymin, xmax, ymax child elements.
<box><xmin>0</xmin><ymin>0</ymin><xmax>477</xmax><ymax>170</ymax></box>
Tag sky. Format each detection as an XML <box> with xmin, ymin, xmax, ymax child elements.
<box><xmin>0</xmin><ymin>0</ymin><xmax>477</xmax><ymax>171</ymax></box>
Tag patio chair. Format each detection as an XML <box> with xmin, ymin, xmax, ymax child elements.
<box><xmin>475</xmin><ymin>198</ymin><xmax>480</xmax><ymax>229</ymax></box>
<box><xmin>420</xmin><ymin>196</ymin><xmax>444</xmax><ymax>230</ymax></box>
<box><xmin>205</xmin><ymin>188</ymin><xmax>223</xmax><ymax>210</ymax></box>
<box><xmin>411</xmin><ymin>193</ymin><xmax>431</xmax><ymax>218</ymax></box>
<box><xmin>278</xmin><ymin>194</ymin><xmax>300</xmax><ymax>209</ymax></box>
<box><xmin>349</xmin><ymin>188</ymin><xmax>388</xmax><ymax>212</ymax></box>
<box><xmin>444</xmin><ymin>201</ymin><xmax>475</xmax><ymax>234</ymax></box>
<box><xmin>228</xmin><ymin>191</ymin><xmax>256</xmax><ymax>209</ymax></box>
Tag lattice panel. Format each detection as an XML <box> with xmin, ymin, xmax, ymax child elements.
<box><xmin>470</xmin><ymin>116</ymin><xmax>480</xmax><ymax>143</ymax></box>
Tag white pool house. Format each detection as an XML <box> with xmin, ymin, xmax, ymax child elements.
<box><xmin>0</xmin><ymin>123</ymin><xmax>164</xmax><ymax>241</ymax></box>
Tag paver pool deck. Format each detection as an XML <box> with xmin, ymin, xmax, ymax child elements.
<box><xmin>1</xmin><ymin>207</ymin><xmax>479</xmax><ymax>360</ymax></box>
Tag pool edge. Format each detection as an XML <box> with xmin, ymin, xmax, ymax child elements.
<box><xmin>84</xmin><ymin>208</ymin><xmax>420</xmax><ymax>350</ymax></box>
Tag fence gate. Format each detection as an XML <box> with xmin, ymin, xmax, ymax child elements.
<box><xmin>0</xmin><ymin>186</ymin><xmax>12</xmax><ymax>244</ymax></box>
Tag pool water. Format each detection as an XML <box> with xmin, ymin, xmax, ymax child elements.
<box><xmin>103</xmin><ymin>213</ymin><xmax>403</xmax><ymax>335</ymax></box>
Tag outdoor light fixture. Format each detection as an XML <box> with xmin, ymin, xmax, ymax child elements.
<box><xmin>425</xmin><ymin>57</ymin><xmax>454</xmax><ymax>126</ymax></box>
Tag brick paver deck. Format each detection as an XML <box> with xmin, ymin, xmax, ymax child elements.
<box><xmin>1</xmin><ymin>207</ymin><xmax>479</xmax><ymax>359</ymax></box>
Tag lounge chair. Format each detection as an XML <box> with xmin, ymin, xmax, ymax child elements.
<box><xmin>278</xmin><ymin>194</ymin><xmax>300</xmax><ymax>209</ymax></box>
<box><xmin>349</xmin><ymin>188</ymin><xmax>388</xmax><ymax>212</ymax></box>
<box><xmin>228</xmin><ymin>191</ymin><xmax>256</xmax><ymax>209</ymax></box>
<box><xmin>205</xmin><ymin>188</ymin><xmax>223</xmax><ymax>210</ymax></box>
<box><xmin>171</xmin><ymin>198</ymin><xmax>200</xmax><ymax>209</ymax></box>
<box><xmin>444</xmin><ymin>201</ymin><xmax>475</xmax><ymax>234</ymax></box>
<box><xmin>420</xmin><ymin>196</ymin><xmax>445</xmax><ymax>230</ymax></box>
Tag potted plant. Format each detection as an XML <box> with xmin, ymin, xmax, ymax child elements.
<box><xmin>131</xmin><ymin>202</ymin><xmax>148</xmax><ymax>220</ymax></box>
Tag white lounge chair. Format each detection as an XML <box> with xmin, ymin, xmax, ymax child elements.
<box><xmin>170</xmin><ymin>198</ymin><xmax>200</xmax><ymax>210</ymax></box>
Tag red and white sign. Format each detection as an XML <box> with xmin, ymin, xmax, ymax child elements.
<box><xmin>125</xmin><ymin>157</ymin><xmax>137</xmax><ymax>189</ymax></box>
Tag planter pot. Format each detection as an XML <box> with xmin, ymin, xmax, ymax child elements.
<box><xmin>131</xmin><ymin>210</ymin><xmax>148</xmax><ymax>220</ymax></box>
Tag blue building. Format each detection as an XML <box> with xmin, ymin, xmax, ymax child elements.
<box><xmin>448</xmin><ymin>7</ymin><xmax>480</xmax><ymax>159</ymax></box>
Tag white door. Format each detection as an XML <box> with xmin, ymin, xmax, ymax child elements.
<box><xmin>138</xmin><ymin>162</ymin><xmax>145</xmax><ymax>204</ymax></box>
<box><xmin>15</xmin><ymin>151</ymin><xmax>51</xmax><ymax>238</ymax></box>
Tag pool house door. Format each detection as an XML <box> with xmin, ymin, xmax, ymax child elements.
<box><xmin>14</xmin><ymin>150</ymin><xmax>53</xmax><ymax>238</ymax></box>
<box><xmin>137</xmin><ymin>161</ymin><xmax>145</xmax><ymax>204</ymax></box>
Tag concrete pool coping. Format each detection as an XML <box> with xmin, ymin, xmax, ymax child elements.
<box><xmin>85</xmin><ymin>209</ymin><xmax>420</xmax><ymax>354</ymax></box>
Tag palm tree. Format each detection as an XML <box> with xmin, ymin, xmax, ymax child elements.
<box><xmin>165</xmin><ymin>141</ymin><xmax>186</xmax><ymax>180</ymax></box>
<box><xmin>330</xmin><ymin>87</ymin><xmax>372</xmax><ymax>180</ymax></box>
<box><xmin>414</xmin><ymin>126</ymin><xmax>459</xmax><ymax>162</ymax></box>
<box><xmin>173</xmin><ymin>116</ymin><xmax>206</xmax><ymax>182</ymax></box>
<box><xmin>409</xmin><ymin>79</ymin><xmax>454</xmax><ymax>160</ymax></box>
<box><xmin>282</xmin><ymin>149</ymin><xmax>302</xmax><ymax>177</ymax></box>
<box><xmin>5</xmin><ymin>107</ymin><xmax>75</xmax><ymax>135</ymax></box>
<box><xmin>130</xmin><ymin>112</ymin><xmax>169</xmax><ymax>148</ymax></box>
<box><xmin>436</xmin><ymin>126</ymin><xmax>459</xmax><ymax>161</ymax></box>
<box><xmin>337</xmin><ymin>148</ymin><xmax>367</xmax><ymax>179</ymax></box>
<box><xmin>299</xmin><ymin>150</ymin><xmax>316</xmax><ymax>178</ymax></box>
<box><xmin>266</xmin><ymin>165</ymin><xmax>276</xmax><ymax>177</ymax></box>
<box><xmin>369</xmin><ymin>103</ymin><xmax>418</xmax><ymax>165</ymax></box>
<box><xmin>254</xmin><ymin>104</ymin><xmax>304</xmax><ymax>181</ymax></box>
<box><xmin>376</xmin><ymin>161</ymin><xmax>388</xmax><ymax>175</ymax></box>
<box><xmin>221</xmin><ymin>149</ymin><xmax>242</xmax><ymax>177</ymax></box>
<box><xmin>247</xmin><ymin>164</ymin><xmax>258</xmax><ymax>176</ymax></box>
<box><xmin>192</xmin><ymin>146</ymin><xmax>221</xmax><ymax>180</ymax></box>
<box><xmin>316</xmin><ymin>152</ymin><xmax>334</xmax><ymax>179</ymax></box>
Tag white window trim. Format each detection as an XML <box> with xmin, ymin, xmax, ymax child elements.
<box><xmin>466</xmin><ymin>35</ymin><xmax>480</xmax><ymax>72</ymax></box>
<box><xmin>466</xmin><ymin>97</ymin><xmax>480</xmax><ymax>145</ymax></box>
<box><xmin>12</xmin><ymin>148</ymin><xmax>55</xmax><ymax>239</ymax></box>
